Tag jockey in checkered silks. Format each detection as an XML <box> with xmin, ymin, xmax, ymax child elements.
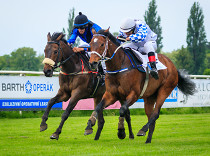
<box><xmin>117</xmin><ymin>18</ymin><xmax>159</xmax><ymax>80</ymax></box>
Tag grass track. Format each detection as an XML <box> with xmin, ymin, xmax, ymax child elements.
<box><xmin>0</xmin><ymin>114</ymin><xmax>210</xmax><ymax>155</ymax></box>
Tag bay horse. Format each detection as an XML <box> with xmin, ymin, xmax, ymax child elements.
<box><xmin>86</xmin><ymin>28</ymin><xmax>196</xmax><ymax>143</ymax></box>
<box><xmin>40</xmin><ymin>32</ymin><xmax>134</xmax><ymax>140</ymax></box>
<box><xmin>40</xmin><ymin>32</ymin><xmax>107</xmax><ymax>140</ymax></box>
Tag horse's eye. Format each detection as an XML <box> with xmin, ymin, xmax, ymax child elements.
<box><xmin>54</xmin><ymin>50</ymin><xmax>58</xmax><ymax>54</ymax></box>
<box><xmin>101</xmin><ymin>43</ymin><xmax>104</xmax><ymax>47</ymax></box>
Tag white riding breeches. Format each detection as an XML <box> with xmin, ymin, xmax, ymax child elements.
<box><xmin>122</xmin><ymin>40</ymin><xmax>157</xmax><ymax>54</ymax></box>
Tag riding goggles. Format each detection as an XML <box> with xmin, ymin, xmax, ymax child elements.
<box><xmin>77</xmin><ymin>25</ymin><xmax>87</xmax><ymax>29</ymax></box>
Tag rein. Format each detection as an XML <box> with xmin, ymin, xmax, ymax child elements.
<box><xmin>60</xmin><ymin>58</ymin><xmax>98</xmax><ymax>76</ymax></box>
<box><xmin>90</xmin><ymin>34</ymin><xmax>138</xmax><ymax>74</ymax></box>
<box><xmin>90</xmin><ymin>34</ymin><xmax>131</xmax><ymax>62</ymax></box>
<box><xmin>43</xmin><ymin>41</ymin><xmax>98</xmax><ymax>76</ymax></box>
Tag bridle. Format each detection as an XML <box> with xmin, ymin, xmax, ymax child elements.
<box><xmin>42</xmin><ymin>41</ymin><xmax>75</xmax><ymax>70</ymax></box>
<box><xmin>90</xmin><ymin>34</ymin><xmax>109</xmax><ymax>61</ymax></box>
<box><xmin>90</xmin><ymin>34</ymin><xmax>131</xmax><ymax>62</ymax></box>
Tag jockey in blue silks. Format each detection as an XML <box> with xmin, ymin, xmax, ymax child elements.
<box><xmin>118</xmin><ymin>18</ymin><xmax>159</xmax><ymax>80</ymax></box>
<box><xmin>67</xmin><ymin>12</ymin><xmax>105</xmax><ymax>84</ymax></box>
<box><xmin>67</xmin><ymin>12</ymin><xmax>102</xmax><ymax>53</ymax></box>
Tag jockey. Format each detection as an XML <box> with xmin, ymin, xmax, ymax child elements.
<box><xmin>67</xmin><ymin>12</ymin><xmax>105</xmax><ymax>84</ymax></box>
<box><xmin>67</xmin><ymin>12</ymin><xmax>101</xmax><ymax>52</ymax></box>
<box><xmin>118</xmin><ymin>18</ymin><xmax>159</xmax><ymax>80</ymax></box>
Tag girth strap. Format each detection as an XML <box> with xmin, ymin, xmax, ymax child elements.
<box><xmin>139</xmin><ymin>67</ymin><xmax>149</xmax><ymax>99</ymax></box>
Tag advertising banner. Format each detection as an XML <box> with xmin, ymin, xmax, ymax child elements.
<box><xmin>0</xmin><ymin>76</ymin><xmax>62</xmax><ymax>110</ymax></box>
<box><xmin>63</xmin><ymin>79</ymin><xmax>210</xmax><ymax>110</ymax></box>
<box><xmin>0</xmin><ymin>75</ymin><xmax>209</xmax><ymax>110</ymax></box>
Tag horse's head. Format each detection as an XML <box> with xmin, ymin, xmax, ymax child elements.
<box><xmin>43</xmin><ymin>32</ymin><xmax>67</xmax><ymax>77</ymax></box>
<box><xmin>89</xmin><ymin>28</ymin><xmax>110</xmax><ymax>70</ymax></box>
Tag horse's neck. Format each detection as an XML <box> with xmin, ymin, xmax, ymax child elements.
<box><xmin>61</xmin><ymin>46</ymin><xmax>81</xmax><ymax>73</ymax></box>
<box><xmin>105</xmin><ymin>42</ymin><xmax>129</xmax><ymax>71</ymax></box>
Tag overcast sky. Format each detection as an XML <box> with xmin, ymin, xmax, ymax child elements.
<box><xmin>0</xmin><ymin>0</ymin><xmax>210</xmax><ymax>56</ymax></box>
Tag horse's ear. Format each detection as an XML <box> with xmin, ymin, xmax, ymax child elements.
<box><xmin>56</xmin><ymin>33</ymin><xmax>63</xmax><ymax>41</ymax></box>
<box><xmin>104</xmin><ymin>27</ymin><xmax>110</xmax><ymax>33</ymax></box>
<box><xmin>47</xmin><ymin>32</ymin><xmax>51</xmax><ymax>41</ymax></box>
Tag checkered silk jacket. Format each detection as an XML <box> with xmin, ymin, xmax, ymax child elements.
<box><xmin>119</xmin><ymin>19</ymin><xmax>157</xmax><ymax>46</ymax></box>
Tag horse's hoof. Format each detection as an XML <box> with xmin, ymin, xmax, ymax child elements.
<box><xmin>40</xmin><ymin>124</ymin><xmax>48</xmax><ymax>132</ymax></box>
<box><xmin>94</xmin><ymin>136</ymin><xmax>99</xmax><ymax>140</ymax></box>
<box><xmin>84</xmin><ymin>129</ymin><xmax>93</xmax><ymax>135</ymax></box>
<box><xmin>118</xmin><ymin>129</ymin><xmax>126</xmax><ymax>139</ymax></box>
<box><xmin>129</xmin><ymin>134</ymin><xmax>134</xmax><ymax>140</ymax></box>
<box><xmin>50</xmin><ymin>133</ymin><xmax>59</xmax><ymax>140</ymax></box>
<box><xmin>145</xmin><ymin>140</ymin><xmax>151</xmax><ymax>144</ymax></box>
<box><xmin>137</xmin><ymin>130</ymin><xmax>146</xmax><ymax>136</ymax></box>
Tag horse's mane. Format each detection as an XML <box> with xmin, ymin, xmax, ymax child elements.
<box><xmin>97</xmin><ymin>29</ymin><xmax>121</xmax><ymax>46</ymax></box>
<box><xmin>51</xmin><ymin>32</ymin><xmax>67</xmax><ymax>44</ymax></box>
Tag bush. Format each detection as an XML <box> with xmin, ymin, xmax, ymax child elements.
<box><xmin>203</xmin><ymin>69</ymin><xmax>210</xmax><ymax>75</ymax></box>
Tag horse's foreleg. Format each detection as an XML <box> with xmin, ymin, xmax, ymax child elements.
<box><xmin>118</xmin><ymin>104</ymin><xmax>128</xmax><ymax>139</ymax></box>
<box><xmin>40</xmin><ymin>98</ymin><xmax>57</xmax><ymax>131</ymax></box>
<box><xmin>94</xmin><ymin>92</ymin><xmax>116</xmax><ymax>140</ymax></box>
<box><xmin>94</xmin><ymin>107</ymin><xmax>105</xmax><ymax>140</ymax></box>
<box><xmin>40</xmin><ymin>91</ymin><xmax>69</xmax><ymax>132</ymax></box>
<box><xmin>118</xmin><ymin>104</ymin><xmax>134</xmax><ymax>139</ymax></box>
<box><xmin>118</xmin><ymin>92</ymin><xmax>137</xmax><ymax>139</ymax></box>
<box><xmin>50</xmin><ymin>97</ymin><xmax>78</xmax><ymax>140</ymax></box>
<box><xmin>84</xmin><ymin>97</ymin><xmax>102</xmax><ymax>135</ymax></box>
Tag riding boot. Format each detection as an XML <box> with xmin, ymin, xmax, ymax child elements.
<box><xmin>98</xmin><ymin>63</ymin><xmax>105</xmax><ymax>86</ymax></box>
<box><xmin>148</xmin><ymin>52</ymin><xmax>159</xmax><ymax>80</ymax></box>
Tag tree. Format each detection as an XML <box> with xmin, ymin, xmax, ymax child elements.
<box><xmin>175</xmin><ymin>46</ymin><xmax>194</xmax><ymax>73</ymax></box>
<box><xmin>144</xmin><ymin>0</ymin><xmax>163</xmax><ymax>53</ymax></box>
<box><xmin>10</xmin><ymin>47</ymin><xmax>40</xmax><ymax>71</ymax></box>
<box><xmin>63</xmin><ymin>7</ymin><xmax>80</xmax><ymax>47</ymax></box>
<box><xmin>0</xmin><ymin>54</ymin><xmax>11</xmax><ymax>70</ymax></box>
<box><xmin>187</xmin><ymin>2</ymin><xmax>207</xmax><ymax>74</ymax></box>
<box><xmin>113</xmin><ymin>32</ymin><xmax>119</xmax><ymax>37</ymax></box>
<box><xmin>37</xmin><ymin>54</ymin><xmax>45</xmax><ymax>71</ymax></box>
<box><xmin>205</xmin><ymin>42</ymin><xmax>210</xmax><ymax>70</ymax></box>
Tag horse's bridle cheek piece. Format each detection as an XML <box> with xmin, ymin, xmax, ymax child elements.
<box><xmin>90</xmin><ymin>35</ymin><xmax>109</xmax><ymax>61</ymax></box>
<box><xmin>42</xmin><ymin>41</ymin><xmax>62</xmax><ymax>69</ymax></box>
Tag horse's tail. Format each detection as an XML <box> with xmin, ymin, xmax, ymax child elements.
<box><xmin>177</xmin><ymin>70</ymin><xmax>197</xmax><ymax>96</ymax></box>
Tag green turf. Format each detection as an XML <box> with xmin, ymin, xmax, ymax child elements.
<box><xmin>0</xmin><ymin>114</ymin><xmax>210</xmax><ymax>155</ymax></box>
<box><xmin>1</xmin><ymin>107</ymin><xmax>210</xmax><ymax>118</ymax></box>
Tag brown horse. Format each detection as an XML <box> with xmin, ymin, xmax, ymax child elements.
<box><xmin>86</xmin><ymin>28</ymin><xmax>196</xmax><ymax>143</ymax></box>
<box><xmin>40</xmin><ymin>32</ymin><xmax>107</xmax><ymax>140</ymax></box>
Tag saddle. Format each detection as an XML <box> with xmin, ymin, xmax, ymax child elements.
<box><xmin>124</xmin><ymin>48</ymin><xmax>146</xmax><ymax>73</ymax></box>
<box><xmin>124</xmin><ymin>48</ymin><xmax>167</xmax><ymax>72</ymax></box>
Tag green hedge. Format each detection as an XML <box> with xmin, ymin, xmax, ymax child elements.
<box><xmin>0</xmin><ymin>107</ymin><xmax>210</xmax><ymax>118</ymax></box>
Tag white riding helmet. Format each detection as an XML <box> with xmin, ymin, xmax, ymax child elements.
<box><xmin>120</xmin><ymin>18</ymin><xmax>136</xmax><ymax>33</ymax></box>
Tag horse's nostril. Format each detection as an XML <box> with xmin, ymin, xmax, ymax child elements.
<box><xmin>44</xmin><ymin>69</ymin><xmax>53</xmax><ymax>77</ymax></box>
<box><xmin>90</xmin><ymin>62</ymin><xmax>98</xmax><ymax>70</ymax></box>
